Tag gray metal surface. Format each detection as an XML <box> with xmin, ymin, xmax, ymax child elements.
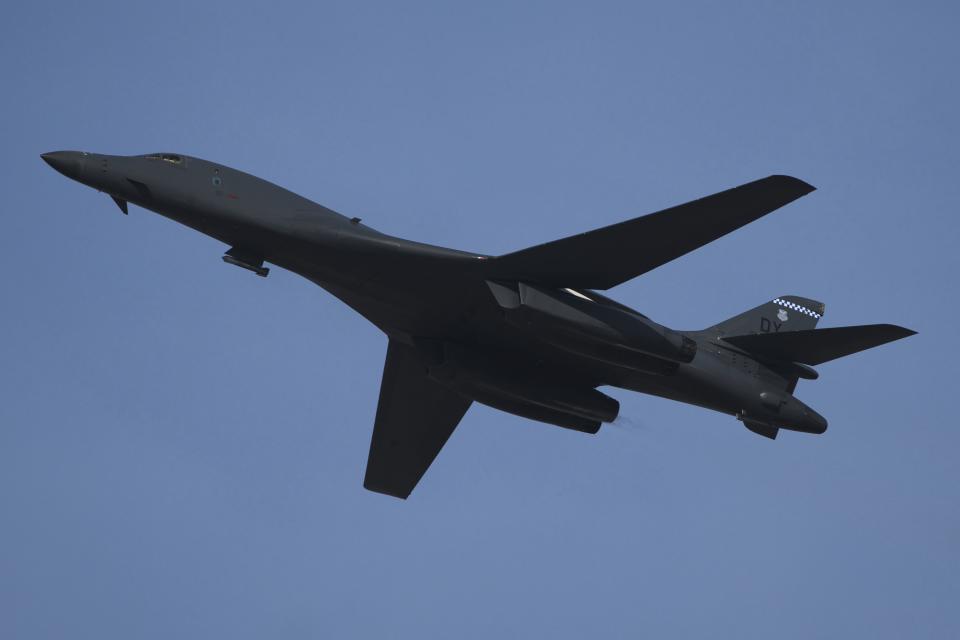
<box><xmin>42</xmin><ymin>150</ymin><xmax>916</xmax><ymax>498</ymax></box>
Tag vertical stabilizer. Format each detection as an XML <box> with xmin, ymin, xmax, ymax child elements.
<box><xmin>707</xmin><ymin>295</ymin><xmax>825</xmax><ymax>337</ymax></box>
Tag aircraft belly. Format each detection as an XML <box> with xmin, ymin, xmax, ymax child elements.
<box><xmin>607</xmin><ymin>349</ymin><xmax>753</xmax><ymax>417</ymax></box>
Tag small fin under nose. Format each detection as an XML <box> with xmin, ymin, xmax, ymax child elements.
<box><xmin>222</xmin><ymin>246</ymin><xmax>269</xmax><ymax>277</ymax></box>
<box><xmin>110</xmin><ymin>195</ymin><xmax>128</xmax><ymax>214</ymax></box>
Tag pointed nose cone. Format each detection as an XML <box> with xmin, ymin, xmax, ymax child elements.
<box><xmin>41</xmin><ymin>151</ymin><xmax>83</xmax><ymax>179</ymax></box>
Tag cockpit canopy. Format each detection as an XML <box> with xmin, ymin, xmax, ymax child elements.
<box><xmin>142</xmin><ymin>153</ymin><xmax>183</xmax><ymax>164</ymax></box>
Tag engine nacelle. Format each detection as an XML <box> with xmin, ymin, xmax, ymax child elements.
<box><xmin>424</xmin><ymin>344</ymin><xmax>619</xmax><ymax>432</ymax></box>
<box><xmin>487</xmin><ymin>281</ymin><xmax>696</xmax><ymax>366</ymax></box>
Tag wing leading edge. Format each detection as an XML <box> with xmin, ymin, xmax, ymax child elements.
<box><xmin>363</xmin><ymin>340</ymin><xmax>472</xmax><ymax>499</ymax></box>
<box><xmin>486</xmin><ymin>175</ymin><xmax>815</xmax><ymax>290</ymax></box>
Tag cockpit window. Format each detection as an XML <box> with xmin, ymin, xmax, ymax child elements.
<box><xmin>141</xmin><ymin>153</ymin><xmax>182</xmax><ymax>164</ymax></box>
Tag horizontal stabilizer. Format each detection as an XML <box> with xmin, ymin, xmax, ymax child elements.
<box><xmin>723</xmin><ymin>324</ymin><xmax>916</xmax><ymax>366</ymax></box>
<box><xmin>487</xmin><ymin>175</ymin><xmax>815</xmax><ymax>290</ymax></box>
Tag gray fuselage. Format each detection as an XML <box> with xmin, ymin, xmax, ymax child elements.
<box><xmin>42</xmin><ymin>150</ymin><xmax>827</xmax><ymax>435</ymax></box>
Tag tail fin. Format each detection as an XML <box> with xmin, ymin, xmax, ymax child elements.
<box><xmin>707</xmin><ymin>295</ymin><xmax>826</xmax><ymax>337</ymax></box>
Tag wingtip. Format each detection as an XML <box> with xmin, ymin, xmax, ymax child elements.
<box><xmin>363</xmin><ymin>479</ymin><xmax>411</xmax><ymax>500</ymax></box>
<box><xmin>768</xmin><ymin>174</ymin><xmax>816</xmax><ymax>194</ymax></box>
<box><xmin>876</xmin><ymin>324</ymin><xmax>917</xmax><ymax>340</ymax></box>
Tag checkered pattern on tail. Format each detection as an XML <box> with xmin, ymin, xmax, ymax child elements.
<box><xmin>772</xmin><ymin>298</ymin><xmax>822</xmax><ymax>319</ymax></box>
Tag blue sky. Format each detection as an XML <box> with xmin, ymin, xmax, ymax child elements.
<box><xmin>2</xmin><ymin>1</ymin><xmax>957</xmax><ymax>637</ymax></box>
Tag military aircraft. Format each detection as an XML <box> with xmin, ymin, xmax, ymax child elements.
<box><xmin>42</xmin><ymin>151</ymin><xmax>915</xmax><ymax>498</ymax></box>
